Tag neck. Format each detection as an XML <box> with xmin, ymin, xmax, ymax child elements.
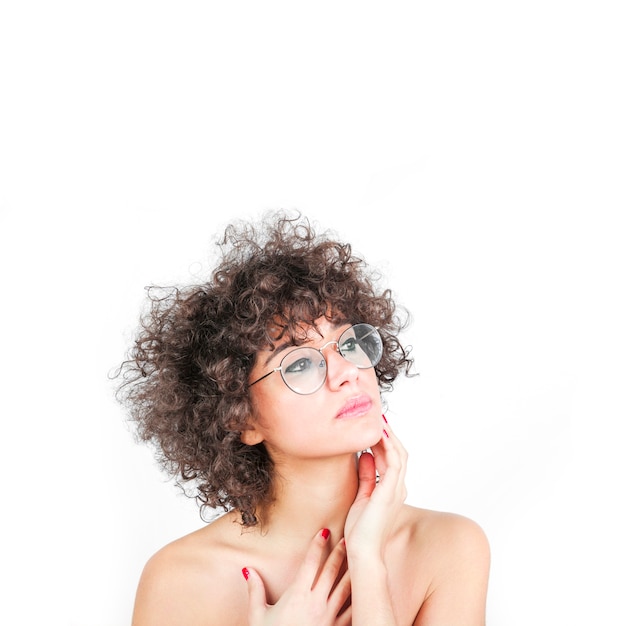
<box><xmin>255</xmin><ymin>453</ymin><xmax>359</xmax><ymax>548</ymax></box>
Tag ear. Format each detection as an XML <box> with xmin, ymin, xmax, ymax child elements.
<box><xmin>240</xmin><ymin>426</ymin><xmax>265</xmax><ymax>446</ymax></box>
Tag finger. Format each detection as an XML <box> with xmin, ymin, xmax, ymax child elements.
<box><xmin>370</xmin><ymin>422</ymin><xmax>408</xmax><ymax>498</ymax></box>
<box><xmin>328</xmin><ymin>564</ymin><xmax>351</xmax><ymax>614</ymax></box>
<box><xmin>242</xmin><ymin>567</ymin><xmax>268</xmax><ymax>624</ymax></box>
<box><xmin>372</xmin><ymin>416</ymin><xmax>407</xmax><ymax>470</ymax></box>
<box><xmin>354</xmin><ymin>451</ymin><xmax>377</xmax><ymax>501</ymax></box>
<box><xmin>314</xmin><ymin>535</ymin><xmax>347</xmax><ymax>592</ymax></box>
<box><xmin>370</xmin><ymin>431</ymin><xmax>393</xmax><ymax>483</ymax></box>
<box><xmin>293</xmin><ymin>528</ymin><xmax>332</xmax><ymax>586</ymax></box>
<box><xmin>369</xmin><ymin>416</ymin><xmax>395</xmax><ymax>476</ymax></box>
<box><xmin>335</xmin><ymin>604</ymin><xmax>352</xmax><ymax>626</ymax></box>
<box><xmin>380</xmin><ymin>415</ymin><xmax>408</xmax><ymax>462</ymax></box>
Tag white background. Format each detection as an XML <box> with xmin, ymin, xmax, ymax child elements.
<box><xmin>1</xmin><ymin>2</ymin><xmax>624</xmax><ymax>625</ymax></box>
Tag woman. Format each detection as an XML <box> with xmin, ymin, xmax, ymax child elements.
<box><xmin>116</xmin><ymin>211</ymin><xmax>490</xmax><ymax>625</ymax></box>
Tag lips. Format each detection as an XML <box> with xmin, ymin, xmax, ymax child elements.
<box><xmin>335</xmin><ymin>395</ymin><xmax>373</xmax><ymax>419</ymax></box>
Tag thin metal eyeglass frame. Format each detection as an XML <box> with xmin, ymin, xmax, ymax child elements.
<box><xmin>248</xmin><ymin>324</ymin><xmax>382</xmax><ymax>395</ymax></box>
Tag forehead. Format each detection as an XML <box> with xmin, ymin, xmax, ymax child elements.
<box><xmin>259</xmin><ymin>318</ymin><xmax>348</xmax><ymax>365</ymax></box>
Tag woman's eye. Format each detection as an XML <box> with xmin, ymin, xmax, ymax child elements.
<box><xmin>340</xmin><ymin>338</ymin><xmax>357</xmax><ymax>352</ymax></box>
<box><xmin>285</xmin><ymin>357</ymin><xmax>314</xmax><ymax>374</ymax></box>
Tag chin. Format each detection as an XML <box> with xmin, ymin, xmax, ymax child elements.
<box><xmin>355</xmin><ymin>421</ymin><xmax>385</xmax><ymax>451</ymax></box>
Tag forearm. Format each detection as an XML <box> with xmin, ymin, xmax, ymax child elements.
<box><xmin>348</xmin><ymin>554</ymin><xmax>398</xmax><ymax>626</ymax></box>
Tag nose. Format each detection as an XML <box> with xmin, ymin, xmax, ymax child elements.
<box><xmin>321</xmin><ymin>342</ymin><xmax>359</xmax><ymax>390</ymax></box>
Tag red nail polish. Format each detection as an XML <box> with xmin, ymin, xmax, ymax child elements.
<box><xmin>242</xmin><ymin>567</ymin><xmax>250</xmax><ymax>580</ymax></box>
<box><xmin>383</xmin><ymin>429</ymin><xmax>389</xmax><ymax>438</ymax></box>
<box><xmin>382</xmin><ymin>414</ymin><xmax>388</xmax><ymax>423</ymax></box>
<box><xmin>321</xmin><ymin>528</ymin><xmax>330</xmax><ymax>540</ymax></box>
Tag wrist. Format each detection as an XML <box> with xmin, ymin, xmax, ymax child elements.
<box><xmin>346</xmin><ymin>555</ymin><xmax>397</xmax><ymax>626</ymax></box>
<box><xmin>346</xmin><ymin>548</ymin><xmax>388</xmax><ymax>577</ymax></box>
<box><xmin>345</xmin><ymin>539</ymin><xmax>385</xmax><ymax>565</ymax></box>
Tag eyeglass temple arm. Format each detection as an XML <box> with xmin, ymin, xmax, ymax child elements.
<box><xmin>248</xmin><ymin>368</ymin><xmax>280</xmax><ymax>388</ymax></box>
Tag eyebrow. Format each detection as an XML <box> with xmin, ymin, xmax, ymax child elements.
<box><xmin>262</xmin><ymin>321</ymin><xmax>344</xmax><ymax>367</ymax></box>
<box><xmin>262</xmin><ymin>341</ymin><xmax>293</xmax><ymax>367</ymax></box>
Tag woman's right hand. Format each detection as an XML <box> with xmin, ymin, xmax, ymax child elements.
<box><xmin>243</xmin><ymin>529</ymin><xmax>351</xmax><ymax>626</ymax></box>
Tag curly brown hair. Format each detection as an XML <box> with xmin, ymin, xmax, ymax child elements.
<box><xmin>115</xmin><ymin>211</ymin><xmax>414</xmax><ymax>526</ymax></box>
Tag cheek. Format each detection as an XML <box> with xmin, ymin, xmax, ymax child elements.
<box><xmin>250</xmin><ymin>385</ymin><xmax>305</xmax><ymax>434</ymax></box>
<box><xmin>261</xmin><ymin>396</ymin><xmax>328</xmax><ymax>447</ymax></box>
<box><xmin>362</xmin><ymin>370</ymin><xmax>382</xmax><ymax>399</ymax></box>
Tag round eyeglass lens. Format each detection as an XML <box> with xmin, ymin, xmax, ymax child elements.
<box><xmin>337</xmin><ymin>323</ymin><xmax>383</xmax><ymax>368</ymax></box>
<box><xmin>279</xmin><ymin>324</ymin><xmax>383</xmax><ymax>394</ymax></box>
<box><xmin>280</xmin><ymin>348</ymin><xmax>327</xmax><ymax>394</ymax></box>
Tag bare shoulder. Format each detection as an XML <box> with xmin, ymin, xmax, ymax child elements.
<box><xmin>401</xmin><ymin>505</ymin><xmax>490</xmax><ymax>561</ymax></box>
<box><xmin>393</xmin><ymin>506</ymin><xmax>490</xmax><ymax>626</ymax></box>
<box><xmin>132</xmin><ymin>513</ymin><xmax>248</xmax><ymax>626</ymax></box>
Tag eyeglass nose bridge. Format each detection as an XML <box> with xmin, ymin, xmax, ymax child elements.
<box><xmin>316</xmin><ymin>340</ymin><xmax>358</xmax><ymax>372</ymax></box>
<box><xmin>318</xmin><ymin>339</ymin><xmax>340</xmax><ymax>355</ymax></box>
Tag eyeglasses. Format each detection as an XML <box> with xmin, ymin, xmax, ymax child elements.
<box><xmin>248</xmin><ymin>323</ymin><xmax>383</xmax><ymax>395</ymax></box>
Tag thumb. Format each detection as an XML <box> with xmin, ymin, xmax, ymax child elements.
<box><xmin>242</xmin><ymin>566</ymin><xmax>268</xmax><ymax>624</ymax></box>
<box><xmin>355</xmin><ymin>451</ymin><xmax>377</xmax><ymax>500</ymax></box>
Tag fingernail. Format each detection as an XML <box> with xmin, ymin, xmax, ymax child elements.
<box><xmin>382</xmin><ymin>414</ymin><xmax>388</xmax><ymax>423</ymax></box>
<box><xmin>383</xmin><ymin>429</ymin><xmax>389</xmax><ymax>438</ymax></box>
<box><xmin>321</xmin><ymin>528</ymin><xmax>330</xmax><ymax>540</ymax></box>
<box><xmin>242</xmin><ymin>567</ymin><xmax>250</xmax><ymax>580</ymax></box>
